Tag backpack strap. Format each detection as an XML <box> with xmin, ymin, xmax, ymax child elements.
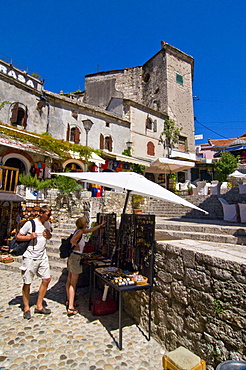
<box><xmin>29</xmin><ymin>219</ymin><xmax>36</xmax><ymax>248</ymax></box>
<box><xmin>30</xmin><ymin>219</ymin><xmax>36</xmax><ymax>232</ymax></box>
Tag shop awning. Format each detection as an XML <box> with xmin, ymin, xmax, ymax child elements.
<box><xmin>145</xmin><ymin>157</ymin><xmax>195</xmax><ymax>174</ymax></box>
<box><xmin>0</xmin><ymin>192</ymin><xmax>25</xmax><ymax>202</ymax></box>
<box><xmin>88</xmin><ymin>152</ymin><xmax>105</xmax><ymax>164</ymax></box>
<box><xmin>214</xmin><ymin>145</ymin><xmax>246</xmax><ymax>157</ymax></box>
<box><xmin>102</xmin><ymin>150</ymin><xmax>151</xmax><ymax>166</ymax></box>
<box><xmin>0</xmin><ymin>135</ymin><xmax>60</xmax><ymax>159</ymax></box>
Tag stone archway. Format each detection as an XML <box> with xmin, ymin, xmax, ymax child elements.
<box><xmin>2</xmin><ymin>153</ymin><xmax>30</xmax><ymax>174</ymax></box>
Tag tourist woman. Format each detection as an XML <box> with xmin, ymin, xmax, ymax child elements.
<box><xmin>66</xmin><ymin>216</ymin><xmax>106</xmax><ymax>316</ymax></box>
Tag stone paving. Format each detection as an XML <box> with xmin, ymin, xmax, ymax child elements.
<box><xmin>0</xmin><ymin>269</ymin><xmax>165</xmax><ymax>370</ymax></box>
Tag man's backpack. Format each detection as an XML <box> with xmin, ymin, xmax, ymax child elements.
<box><xmin>59</xmin><ymin>232</ymin><xmax>82</xmax><ymax>259</ymax></box>
<box><xmin>10</xmin><ymin>219</ymin><xmax>36</xmax><ymax>256</ymax></box>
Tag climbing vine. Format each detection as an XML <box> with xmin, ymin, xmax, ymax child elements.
<box><xmin>0</xmin><ymin>122</ymin><xmax>102</xmax><ymax>160</ymax></box>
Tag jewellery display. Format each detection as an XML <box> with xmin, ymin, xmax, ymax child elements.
<box><xmin>95</xmin><ymin>213</ymin><xmax>117</xmax><ymax>257</ymax></box>
<box><xmin>117</xmin><ymin>214</ymin><xmax>155</xmax><ymax>275</ymax></box>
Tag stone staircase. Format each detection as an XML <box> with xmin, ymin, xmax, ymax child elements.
<box><xmin>1</xmin><ymin>215</ymin><xmax>246</xmax><ymax>274</ymax></box>
<box><xmin>155</xmin><ymin>217</ymin><xmax>246</xmax><ymax>245</ymax></box>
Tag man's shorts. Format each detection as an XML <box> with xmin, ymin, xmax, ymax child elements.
<box><xmin>20</xmin><ymin>256</ymin><xmax>50</xmax><ymax>284</ymax></box>
<box><xmin>67</xmin><ymin>252</ymin><xmax>83</xmax><ymax>275</ymax></box>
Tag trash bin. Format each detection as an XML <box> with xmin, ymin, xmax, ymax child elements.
<box><xmin>216</xmin><ymin>361</ymin><xmax>246</xmax><ymax>370</ymax></box>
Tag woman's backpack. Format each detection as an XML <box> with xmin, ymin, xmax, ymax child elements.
<box><xmin>59</xmin><ymin>232</ymin><xmax>82</xmax><ymax>259</ymax></box>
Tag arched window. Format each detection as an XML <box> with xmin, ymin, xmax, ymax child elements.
<box><xmin>10</xmin><ymin>102</ymin><xmax>28</xmax><ymax>128</ymax></box>
<box><xmin>147</xmin><ymin>141</ymin><xmax>155</xmax><ymax>156</ymax></box>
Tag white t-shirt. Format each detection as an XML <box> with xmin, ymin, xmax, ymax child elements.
<box><xmin>72</xmin><ymin>229</ymin><xmax>85</xmax><ymax>254</ymax></box>
<box><xmin>19</xmin><ymin>218</ymin><xmax>51</xmax><ymax>260</ymax></box>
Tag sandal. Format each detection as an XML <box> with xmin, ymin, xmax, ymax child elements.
<box><xmin>66</xmin><ymin>301</ymin><xmax>78</xmax><ymax>308</ymax></box>
<box><xmin>34</xmin><ymin>307</ymin><xmax>51</xmax><ymax>315</ymax></box>
<box><xmin>23</xmin><ymin>310</ymin><xmax>31</xmax><ymax>320</ymax></box>
<box><xmin>67</xmin><ymin>308</ymin><xmax>78</xmax><ymax>316</ymax></box>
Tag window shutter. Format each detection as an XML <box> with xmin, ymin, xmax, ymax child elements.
<box><xmin>74</xmin><ymin>127</ymin><xmax>80</xmax><ymax>144</ymax></box>
<box><xmin>22</xmin><ymin>107</ymin><xmax>28</xmax><ymax>128</ymax></box>
<box><xmin>100</xmin><ymin>134</ymin><xmax>104</xmax><ymax>149</ymax></box>
<box><xmin>109</xmin><ymin>136</ymin><xmax>113</xmax><ymax>152</ymax></box>
<box><xmin>153</xmin><ymin>120</ymin><xmax>157</xmax><ymax>132</ymax></box>
<box><xmin>66</xmin><ymin>124</ymin><xmax>70</xmax><ymax>141</ymax></box>
<box><xmin>10</xmin><ymin>103</ymin><xmax>19</xmax><ymax>123</ymax></box>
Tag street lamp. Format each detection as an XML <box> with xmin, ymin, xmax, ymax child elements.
<box><xmin>82</xmin><ymin>119</ymin><xmax>93</xmax><ymax>190</ymax></box>
<box><xmin>126</xmin><ymin>140</ymin><xmax>132</xmax><ymax>155</ymax></box>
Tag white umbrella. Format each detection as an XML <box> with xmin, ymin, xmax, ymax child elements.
<box><xmin>145</xmin><ymin>157</ymin><xmax>195</xmax><ymax>174</ymax></box>
<box><xmin>51</xmin><ymin>171</ymin><xmax>208</xmax><ymax>214</ymax></box>
<box><xmin>228</xmin><ymin>170</ymin><xmax>246</xmax><ymax>180</ymax></box>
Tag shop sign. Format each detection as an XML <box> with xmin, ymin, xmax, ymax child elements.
<box><xmin>0</xmin><ymin>62</ymin><xmax>38</xmax><ymax>89</ymax></box>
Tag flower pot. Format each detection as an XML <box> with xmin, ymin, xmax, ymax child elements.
<box><xmin>133</xmin><ymin>209</ymin><xmax>142</xmax><ymax>214</ymax></box>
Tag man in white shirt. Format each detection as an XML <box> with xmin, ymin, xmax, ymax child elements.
<box><xmin>17</xmin><ymin>205</ymin><xmax>52</xmax><ymax>319</ymax></box>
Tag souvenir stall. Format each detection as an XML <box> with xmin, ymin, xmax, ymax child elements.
<box><xmin>92</xmin><ymin>213</ymin><xmax>155</xmax><ymax>350</ymax></box>
<box><xmin>51</xmin><ymin>171</ymin><xmax>207</xmax><ymax>349</ymax></box>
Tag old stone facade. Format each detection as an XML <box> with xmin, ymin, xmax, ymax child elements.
<box><xmin>85</xmin><ymin>41</ymin><xmax>195</xmax><ymax>155</ymax></box>
<box><xmin>0</xmin><ymin>41</ymin><xmax>196</xmax><ymax>180</ymax></box>
<box><xmin>123</xmin><ymin>241</ymin><xmax>245</xmax><ymax>368</ymax></box>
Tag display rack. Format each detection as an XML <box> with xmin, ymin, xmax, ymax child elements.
<box><xmin>117</xmin><ymin>214</ymin><xmax>155</xmax><ymax>281</ymax></box>
<box><xmin>94</xmin><ymin>213</ymin><xmax>117</xmax><ymax>257</ymax></box>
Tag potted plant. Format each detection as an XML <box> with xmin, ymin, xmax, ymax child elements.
<box><xmin>187</xmin><ymin>185</ymin><xmax>193</xmax><ymax>195</ymax></box>
<box><xmin>19</xmin><ymin>174</ymin><xmax>52</xmax><ymax>200</ymax></box>
<box><xmin>132</xmin><ymin>194</ymin><xmax>145</xmax><ymax>214</ymax></box>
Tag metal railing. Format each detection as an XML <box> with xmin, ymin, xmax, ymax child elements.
<box><xmin>0</xmin><ymin>165</ymin><xmax>19</xmax><ymax>193</ymax></box>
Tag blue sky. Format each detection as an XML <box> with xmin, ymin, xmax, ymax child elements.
<box><xmin>1</xmin><ymin>0</ymin><xmax>246</xmax><ymax>144</ymax></box>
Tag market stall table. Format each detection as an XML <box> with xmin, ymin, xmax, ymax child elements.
<box><xmin>93</xmin><ymin>268</ymin><xmax>153</xmax><ymax>350</ymax></box>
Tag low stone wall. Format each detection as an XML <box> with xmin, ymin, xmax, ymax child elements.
<box><xmin>123</xmin><ymin>241</ymin><xmax>246</xmax><ymax>368</ymax></box>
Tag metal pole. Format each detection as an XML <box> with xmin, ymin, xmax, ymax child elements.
<box><xmin>84</xmin><ymin>130</ymin><xmax>88</xmax><ymax>191</ymax></box>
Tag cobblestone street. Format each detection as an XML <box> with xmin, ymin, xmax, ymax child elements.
<box><xmin>0</xmin><ymin>269</ymin><xmax>164</xmax><ymax>370</ymax></box>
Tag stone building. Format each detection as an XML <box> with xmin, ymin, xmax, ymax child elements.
<box><xmin>84</xmin><ymin>41</ymin><xmax>196</xmax><ymax>162</ymax></box>
<box><xmin>0</xmin><ymin>41</ymin><xmax>196</xmax><ymax>181</ymax></box>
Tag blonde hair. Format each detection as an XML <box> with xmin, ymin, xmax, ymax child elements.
<box><xmin>76</xmin><ymin>217</ymin><xmax>87</xmax><ymax>229</ymax></box>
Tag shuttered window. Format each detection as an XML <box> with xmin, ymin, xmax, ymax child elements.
<box><xmin>66</xmin><ymin>124</ymin><xmax>70</xmax><ymax>141</ymax></box>
<box><xmin>69</xmin><ymin>127</ymin><xmax>80</xmax><ymax>143</ymax></box>
<box><xmin>10</xmin><ymin>102</ymin><xmax>28</xmax><ymax>128</ymax></box>
<box><xmin>176</xmin><ymin>74</ymin><xmax>183</xmax><ymax>85</ymax></box>
<box><xmin>147</xmin><ymin>141</ymin><xmax>155</xmax><ymax>156</ymax></box>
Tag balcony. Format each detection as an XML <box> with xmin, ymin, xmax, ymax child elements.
<box><xmin>0</xmin><ymin>165</ymin><xmax>19</xmax><ymax>193</ymax></box>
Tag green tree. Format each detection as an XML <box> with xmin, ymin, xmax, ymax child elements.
<box><xmin>161</xmin><ymin>118</ymin><xmax>183</xmax><ymax>157</ymax></box>
<box><xmin>214</xmin><ymin>152</ymin><xmax>238</xmax><ymax>182</ymax></box>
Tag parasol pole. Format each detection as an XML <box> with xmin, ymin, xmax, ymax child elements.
<box><xmin>122</xmin><ymin>189</ymin><xmax>131</xmax><ymax>214</ymax></box>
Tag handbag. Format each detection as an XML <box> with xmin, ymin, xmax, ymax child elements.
<box><xmin>10</xmin><ymin>219</ymin><xmax>36</xmax><ymax>256</ymax></box>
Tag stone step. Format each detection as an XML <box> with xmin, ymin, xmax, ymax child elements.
<box><xmin>155</xmin><ymin>220</ymin><xmax>246</xmax><ymax>236</ymax></box>
<box><xmin>155</xmin><ymin>229</ymin><xmax>246</xmax><ymax>245</ymax></box>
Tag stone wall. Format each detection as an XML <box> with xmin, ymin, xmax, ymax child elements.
<box><xmin>123</xmin><ymin>241</ymin><xmax>246</xmax><ymax>368</ymax></box>
<box><xmin>42</xmin><ymin>189</ymin><xmax>132</xmax><ymax>227</ymax></box>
